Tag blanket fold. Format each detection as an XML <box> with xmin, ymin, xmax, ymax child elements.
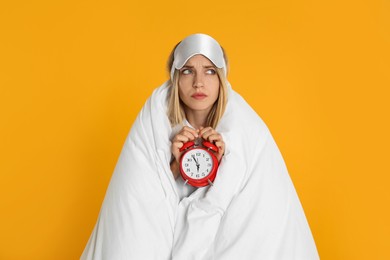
<box><xmin>81</xmin><ymin>81</ymin><xmax>319</xmax><ymax>260</ymax></box>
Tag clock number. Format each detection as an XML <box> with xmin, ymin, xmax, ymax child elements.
<box><xmin>207</xmin><ymin>163</ymin><xmax>212</xmax><ymax>167</ymax></box>
<box><xmin>206</xmin><ymin>158</ymin><xmax>209</xmax><ymax>161</ymax></box>
<box><xmin>184</xmin><ymin>163</ymin><xmax>189</xmax><ymax>167</ymax></box>
<box><xmin>196</xmin><ymin>152</ymin><xmax>200</xmax><ymax>156</ymax></box>
<box><xmin>196</xmin><ymin>174</ymin><xmax>200</xmax><ymax>178</ymax></box>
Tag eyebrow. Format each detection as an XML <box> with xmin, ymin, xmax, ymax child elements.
<box><xmin>181</xmin><ymin>65</ymin><xmax>216</xmax><ymax>69</ymax></box>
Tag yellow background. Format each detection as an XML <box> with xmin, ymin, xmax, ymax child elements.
<box><xmin>1</xmin><ymin>0</ymin><xmax>389</xmax><ymax>259</ymax></box>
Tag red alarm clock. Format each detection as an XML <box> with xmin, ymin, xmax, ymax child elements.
<box><xmin>179</xmin><ymin>138</ymin><xmax>219</xmax><ymax>187</ymax></box>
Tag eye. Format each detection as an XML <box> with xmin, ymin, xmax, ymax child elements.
<box><xmin>206</xmin><ymin>69</ymin><xmax>216</xmax><ymax>75</ymax></box>
<box><xmin>181</xmin><ymin>69</ymin><xmax>192</xmax><ymax>75</ymax></box>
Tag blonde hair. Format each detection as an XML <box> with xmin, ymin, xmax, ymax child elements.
<box><xmin>166</xmin><ymin>43</ymin><xmax>229</xmax><ymax>129</ymax></box>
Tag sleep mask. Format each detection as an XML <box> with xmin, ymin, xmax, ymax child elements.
<box><xmin>170</xmin><ymin>33</ymin><xmax>227</xmax><ymax>79</ymax></box>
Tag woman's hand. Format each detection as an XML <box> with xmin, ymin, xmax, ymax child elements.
<box><xmin>170</xmin><ymin>126</ymin><xmax>225</xmax><ymax>180</ymax></box>
<box><xmin>170</xmin><ymin>126</ymin><xmax>199</xmax><ymax>179</ymax></box>
<box><xmin>171</xmin><ymin>126</ymin><xmax>199</xmax><ymax>163</ymax></box>
<box><xmin>199</xmin><ymin>127</ymin><xmax>225</xmax><ymax>163</ymax></box>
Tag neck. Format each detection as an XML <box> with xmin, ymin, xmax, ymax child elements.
<box><xmin>184</xmin><ymin>108</ymin><xmax>209</xmax><ymax>130</ymax></box>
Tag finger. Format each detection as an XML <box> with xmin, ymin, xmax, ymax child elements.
<box><xmin>172</xmin><ymin>140</ymin><xmax>184</xmax><ymax>148</ymax></box>
<box><xmin>200</xmin><ymin>128</ymin><xmax>217</xmax><ymax>140</ymax></box>
<box><xmin>182</xmin><ymin>126</ymin><xmax>199</xmax><ymax>138</ymax></box>
<box><xmin>208</xmin><ymin>133</ymin><xmax>222</xmax><ymax>143</ymax></box>
<box><xmin>171</xmin><ymin>142</ymin><xmax>184</xmax><ymax>163</ymax></box>
<box><xmin>202</xmin><ymin>129</ymin><xmax>218</xmax><ymax>141</ymax></box>
<box><xmin>173</xmin><ymin>134</ymin><xmax>190</xmax><ymax>143</ymax></box>
<box><xmin>215</xmin><ymin>140</ymin><xmax>225</xmax><ymax>153</ymax></box>
<box><xmin>214</xmin><ymin>141</ymin><xmax>225</xmax><ymax>162</ymax></box>
<box><xmin>180</xmin><ymin>130</ymin><xmax>197</xmax><ymax>140</ymax></box>
<box><xmin>199</xmin><ymin>126</ymin><xmax>213</xmax><ymax>136</ymax></box>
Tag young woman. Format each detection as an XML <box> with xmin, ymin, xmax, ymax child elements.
<box><xmin>169</xmin><ymin>56</ymin><xmax>225</xmax><ymax>179</ymax></box>
<box><xmin>81</xmin><ymin>33</ymin><xmax>319</xmax><ymax>260</ymax></box>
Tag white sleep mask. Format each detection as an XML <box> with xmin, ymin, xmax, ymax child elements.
<box><xmin>170</xmin><ymin>33</ymin><xmax>227</xmax><ymax>80</ymax></box>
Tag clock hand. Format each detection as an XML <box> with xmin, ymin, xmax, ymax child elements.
<box><xmin>192</xmin><ymin>155</ymin><xmax>200</xmax><ymax>173</ymax></box>
<box><xmin>191</xmin><ymin>155</ymin><xmax>197</xmax><ymax>166</ymax></box>
<box><xmin>192</xmin><ymin>155</ymin><xmax>199</xmax><ymax>165</ymax></box>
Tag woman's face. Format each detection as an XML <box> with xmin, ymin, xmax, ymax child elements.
<box><xmin>178</xmin><ymin>54</ymin><xmax>220</xmax><ymax>115</ymax></box>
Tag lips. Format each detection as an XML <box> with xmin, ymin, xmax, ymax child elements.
<box><xmin>191</xmin><ymin>93</ymin><xmax>207</xmax><ymax>100</ymax></box>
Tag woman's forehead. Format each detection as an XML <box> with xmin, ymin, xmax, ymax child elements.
<box><xmin>183</xmin><ymin>54</ymin><xmax>215</xmax><ymax>67</ymax></box>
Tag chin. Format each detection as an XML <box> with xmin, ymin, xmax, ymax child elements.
<box><xmin>187</xmin><ymin>103</ymin><xmax>210</xmax><ymax>109</ymax></box>
<box><xmin>182</xmin><ymin>99</ymin><xmax>215</xmax><ymax>113</ymax></box>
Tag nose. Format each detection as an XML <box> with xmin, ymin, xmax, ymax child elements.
<box><xmin>193</xmin><ymin>73</ymin><xmax>204</xmax><ymax>88</ymax></box>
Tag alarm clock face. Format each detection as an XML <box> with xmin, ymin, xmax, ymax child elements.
<box><xmin>181</xmin><ymin>148</ymin><xmax>214</xmax><ymax>180</ymax></box>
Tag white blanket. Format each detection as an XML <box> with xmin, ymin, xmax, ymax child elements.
<box><xmin>81</xmin><ymin>81</ymin><xmax>319</xmax><ymax>260</ymax></box>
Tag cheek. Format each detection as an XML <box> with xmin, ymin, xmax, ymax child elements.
<box><xmin>207</xmin><ymin>78</ymin><xmax>220</xmax><ymax>97</ymax></box>
<box><xmin>178</xmin><ymin>82</ymin><xmax>190</xmax><ymax>100</ymax></box>
<box><xmin>179</xmin><ymin>76</ymin><xmax>192</xmax><ymax>87</ymax></box>
<box><xmin>178</xmin><ymin>86</ymin><xmax>185</xmax><ymax>101</ymax></box>
<box><xmin>178</xmin><ymin>80</ymin><xmax>192</xmax><ymax>98</ymax></box>
<box><xmin>206</xmin><ymin>75</ymin><xmax>219</xmax><ymax>85</ymax></box>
